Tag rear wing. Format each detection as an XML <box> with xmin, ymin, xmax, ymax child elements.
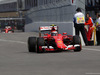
<box><xmin>39</xmin><ymin>26</ymin><xmax>58</xmax><ymax>31</ymax></box>
<box><xmin>39</xmin><ymin>26</ymin><xmax>58</xmax><ymax>37</ymax></box>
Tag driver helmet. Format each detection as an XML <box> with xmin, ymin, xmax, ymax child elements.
<box><xmin>51</xmin><ymin>30</ymin><xmax>58</xmax><ymax>36</ymax></box>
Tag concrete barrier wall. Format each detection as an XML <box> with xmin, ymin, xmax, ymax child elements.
<box><xmin>26</xmin><ymin>5</ymin><xmax>76</xmax><ymax>23</ymax></box>
<box><xmin>25</xmin><ymin>22</ymin><xmax>74</xmax><ymax>35</ymax></box>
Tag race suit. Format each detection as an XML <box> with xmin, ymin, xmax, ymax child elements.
<box><xmin>85</xmin><ymin>17</ymin><xmax>94</xmax><ymax>41</ymax></box>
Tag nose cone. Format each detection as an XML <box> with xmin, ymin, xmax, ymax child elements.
<box><xmin>54</xmin><ymin>36</ymin><xmax>67</xmax><ymax>49</ymax></box>
<box><xmin>56</xmin><ymin>41</ymin><xmax>66</xmax><ymax>49</ymax></box>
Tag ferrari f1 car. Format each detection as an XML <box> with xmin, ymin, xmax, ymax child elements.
<box><xmin>1</xmin><ymin>26</ymin><xmax>14</xmax><ymax>33</ymax></box>
<box><xmin>28</xmin><ymin>25</ymin><xmax>82</xmax><ymax>53</ymax></box>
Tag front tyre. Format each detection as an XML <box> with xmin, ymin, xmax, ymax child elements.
<box><xmin>73</xmin><ymin>35</ymin><xmax>82</xmax><ymax>52</ymax></box>
<box><xmin>37</xmin><ymin>37</ymin><xmax>45</xmax><ymax>53</ymax></box>
<box><xmin>28</xmin><ymin>37</ymin><xmax>37</xmax><ymax>52</ymax></box>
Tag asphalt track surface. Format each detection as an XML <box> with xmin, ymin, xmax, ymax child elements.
<box><xmin>0</xmin><ymin>32</ymin><xmax>100</xmax><ymax>75</ymax></box>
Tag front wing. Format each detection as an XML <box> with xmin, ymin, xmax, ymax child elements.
<box><xmin>41</xmin><ymin>44</ymin><xmax>81</xmax><ymax>51</ymax></box>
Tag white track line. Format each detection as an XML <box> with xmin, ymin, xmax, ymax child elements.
<box><xmin>83</xmin><ymin>48</ymin><xmax>100</xmax><ymax>52</ymax></box>
<box><xmin>0</xmin><ymin>39</ymin><xmax>26</xmax><ymax>44</ymax></box>
<box><xmin>86</xmin><ymin>73</ymin><xmax>100</xmax><ymax>75</ymax></box>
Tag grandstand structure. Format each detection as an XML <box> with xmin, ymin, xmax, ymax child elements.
<box><xmin>0</xmin><ymin>0</ymin><xmax>99</xmax><ymax>20</ymax></box>
<box><xmin>0</xmin><ymin>0</ymin><xmax>85</xmax><ymax>19</ymax></box>
<box><xmin>0</xmin><ymin>0</ymin><xmax>31</xmax><ymax>30</ymax></box>
<box><xmin>0</xmin><ymin>0</ymin><xmax>36</xmax><ymax>17</ymax></box>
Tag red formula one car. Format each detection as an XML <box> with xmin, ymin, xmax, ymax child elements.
<box><xmin>28</xmin><ymin>25</ymin><xmax>82</xmax><ymax>53</ymax></box>
<box><xmin>1</xmin><ymin>26</ymin><xmax>14</xmax><ymax>33</ymax></box>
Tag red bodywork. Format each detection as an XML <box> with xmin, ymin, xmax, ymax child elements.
<box><xmin>39</xmin><ymin>26</ymin><xmax>81</xmax><ymax>52</ymax></box>
<box><xmin>2</xmin><ymin>26</ymin><xmax>14</xmax><ymax>33</ymax></box>
<box><xmin>42</xmin><ymin>34</ymin><xmax>76</xmax><ymax>51</ymax></box>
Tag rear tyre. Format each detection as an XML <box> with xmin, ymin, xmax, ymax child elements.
<box><xmin>28</xmin><ymin>37</ymin><xmax>37</xmax><ymax>52</ymax></box>
<box><xmin>12</xmin><ymin>29</ymin><xmax>14</xmax><ymax>33</ymax></box>
<box><xmin>73</xmin><ymin>35</ymin><xmax>82</xmax><ymax>52</ymax></box>
<box><xmin>37</xmin><ymin>37</ymin><xmax>45</xmax><ymax>53</ymax></box>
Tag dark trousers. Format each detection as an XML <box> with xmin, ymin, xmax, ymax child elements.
<box><xmin>74</xmin><ymin>24</ymin><xmax>88</xmax><ymax>45</ymax></box>
<box><xmin>96</xmin><ymin>31</ymin><xmax>100</xmax><ymax>45</ymax></box>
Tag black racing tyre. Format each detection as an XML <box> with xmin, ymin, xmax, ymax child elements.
<box><xmin>11</xmin><ymin>29</ymin><xmax>14</xmax><ymax>33</ymax></box>
<box><xmin>73</xmin><ymin>35</ymin><xmax>81</xmax><ymax>44</ymax></box>
<box><xmin>37</xmin><ymin>37</ymin><xmax>45</xmax><ymax>53</ymax></box>
<box><xmin>73</xmin><ymin>35</ymin><xmax>82</xmax><ymax>52</ymax></box>
<box><xmin>28</xmin><ymin>37</ymin><xmax>37</xmax><ymax>52</ymax></box>
<box><xmin>9</xmin><ymin>30</ymin><xmax>14</xmax><ymax>33</ymax></box>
